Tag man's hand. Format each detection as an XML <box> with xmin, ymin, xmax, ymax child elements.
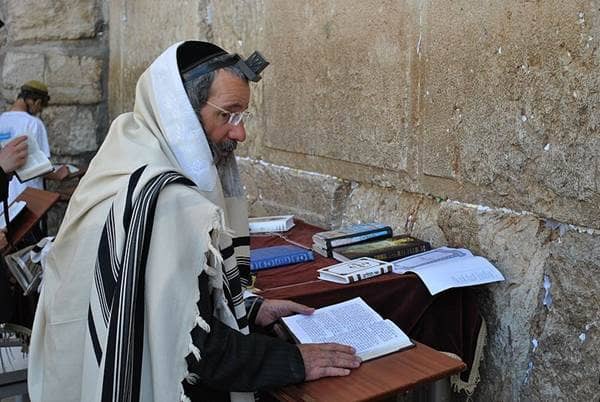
<box><xmin>0</xmin><ymin>136</ymin><xmax>28</xmax><ymax>173</ymax></box>
<box><xmin>298</xmin><ymin>343</ymin><xmax>361</xmax><ymax>381</ymax></box>
<box><xmin>255</xmin><ymin>299</ymin><xmax>314</xmax><ymax>327</ymax></box>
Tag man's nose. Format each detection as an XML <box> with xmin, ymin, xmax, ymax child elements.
<box><xmin>228</xmin><ymin>124</ymin><xmax>246</xmax><ymax>142</ymax></box>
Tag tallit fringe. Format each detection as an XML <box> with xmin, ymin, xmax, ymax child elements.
<box><xmin>195</xmin><ymin>315</ymin><xmax>211</xmax><ymax>332</ymax></box>
<box><xmin>179</xmin><ymin>215</ymin><xmax>224</xmax><ymax>401</ymax></box>
<box><xmin>450</xmin><ymin>317</ymin><xmax>488</xmax><ymax>398</ymax></box>
<box><xmin>188</xmin><ymin>342</ymin><xmax>201</xmax><ymax>361</ymax></box>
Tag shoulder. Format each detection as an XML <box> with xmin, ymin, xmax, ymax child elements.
<box><xmin>28</xmin><ymin>115</ymin><xmax>47</xmax><ymax>132</ymax></box>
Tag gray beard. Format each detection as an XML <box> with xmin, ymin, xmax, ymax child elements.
<box><xmin>208</xmin><ymin>139</ymin><xmax>238</xmax><ymax>166</ymax></box>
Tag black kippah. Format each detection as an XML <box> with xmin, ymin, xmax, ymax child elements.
<box><xmin>177</xmin><ymin>41</ymin><xmax>227</xmax><ymax>73</ymax></box>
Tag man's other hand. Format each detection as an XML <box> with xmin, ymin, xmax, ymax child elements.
<box><xmin>255</xmin><ymin>299</ymin><xmax>314</xmax><ymax>327</ymax></box>
<box><xmin>0</xmin><ymin>136</ymin><xmax>28</xmax><ymax>173</ymax></box>
<box><xmin>298</xmin><ymin>343</ymin><xmax>361</xmax><ymax>381</ymax></box>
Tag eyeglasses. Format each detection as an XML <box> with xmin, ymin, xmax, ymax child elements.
<box><xmin>205</xmin><ymin>101</ymin><xmax>252</xmax><ymax>126</ymax></box>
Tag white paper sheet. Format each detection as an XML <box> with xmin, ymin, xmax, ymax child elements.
<box><xmin>391</xmin><ymin>247</ymin><xmax>504</xmax><ymax>295</ymax></box>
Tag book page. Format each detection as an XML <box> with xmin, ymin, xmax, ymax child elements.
<box><xmin>282</xmin><ymin>297</ymin><xmax>382</xmax><ymax>343</ymax></box>
<box><xmin>405</xmin><ymin>255</ymin><xmax>505</xmax><ymax>295</ymax></box>
<box><xmin>282</xmin><ymin>298</ymin><xmax>412</xmax><ymax>360</ymax></box>
<box><xmin>328</xmin><ymin>320</ymin><xmax>412</xmax><ymax>360</ymax></box>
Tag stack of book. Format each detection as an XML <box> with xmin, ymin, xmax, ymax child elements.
<box><xmin>312</xmin><ymin>222</ymin><xmax>431</xmax><ymax>263</ymax></box>
<box><xmin>312</xmin><ymin>222</ymin><xmax>393</xmax><ymax>258</ymax></box>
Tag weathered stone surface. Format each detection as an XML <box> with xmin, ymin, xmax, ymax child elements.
<box><xmin>42</xmin><ymin>105</ymin><xmax>98</xmax><ymax>155</ymax></box>
<box><xmin>238</xmin><ymin>158</ymin><xmax>350</xmax><ymax>228</ymax></box>
<box><xmin>5</xmin><ymin>0</ymin><xmax>99</xmax><ymax>41</ymax></box>
<box><xmin>1</xmin><ymin>52</ymin><xmax>45</xmax><ymax>93</ymax></box>
<box><xmin>45</xmin><ymin>54</ymin><xmax>103</xmax><ymax>104</ymax></box>
<box><xmin>108</xmin><ymin>0</ymin><xmax>208</xmax><ymax>118</ymax></box>
<box><xmin>420</xmin><ymin>1</ymin><xmax>600</xmax><ymax>229</ymax></box>
<box><xmin>260</xmin><ymin>1</ymin><xmax>417</xmax><ymax>175</ymax></box>
<box><xmin>523</xmin><ymin>230</ymin><xmax>600</xmax><ymax>401</ymax></box>
<box><xmin>436</xmin><ymin>203</ymin><xmax>550</xmax><ymax>400</ymax></box>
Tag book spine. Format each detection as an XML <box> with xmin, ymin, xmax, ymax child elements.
<box><xmin>348</xmin><ymin>265</ymin><xmax>393</xmax><ymax>283</ymax></box>
<box><xmin>251</xmin><ymin>251</ymin><xmax>314</xmax><ymax>270</ymax></box>
<box><xmin>312</xmin><ymin>245</ymin><xmax>332</xmax><ymax>258</ymax></box>
<box><xmin>249</xmin><ymin>221</ymin><xmax>285</xmax><ymax>233</ymax></box>
<box><xmin>326</xmin><ymin>227</ymin><xmax>393</xmax><ymax>249</ymax></box>
<box><xmin>372</xmin><ymin>244</ymin><xmax>430</xmax><ymax>262</ymax></box>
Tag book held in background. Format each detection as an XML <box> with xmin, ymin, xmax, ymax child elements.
<box><xmin>317</xmin><ymin>257</ymin><xmax>393</xmax><ymax>284</ymax></box>
<box><xmin>0</xmin><ymin>134</ymin><xmax>53</xmax><ymax>183</ymax></box>
<box><xmin>332</xmin><ymin>234</ymin><xmax>431</xmax><ymax>262</ymax></box>
<box><xmin>281</xmin><ymin>297</ymin><xmax>414</xmax><ymax>361</ymax></box>
<box><xmin>250</xmin><ymin>244</ymin><xmax>314</xmax><ymax>271</ymax></box>
<box><xmin>249</xmin><ymin>215</ymin><xmax>295</xmax><ymax>233</ymax></box>
<box><xmin>312</xmin><ymin>222</ymin><xmax>393</xmax><ymax>257</ymax></box>
<box><xmin>391</xmin><ymin>247</ymin><xmax>505</xmax><ymax>295</ymax></box>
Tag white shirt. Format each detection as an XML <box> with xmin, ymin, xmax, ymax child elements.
<box><xmin>0</xmin><ymin>111</ymin><xmax>50</xmax><ymax>202</ymax></box>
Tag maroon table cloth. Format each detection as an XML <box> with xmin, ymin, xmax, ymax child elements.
<box><xmin>252</xmin><ymin>221</ymin><xmax>482</xmax><ymax>383</ymax></box>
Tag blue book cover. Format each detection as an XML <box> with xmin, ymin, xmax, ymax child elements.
<box><xmin>250</xmin><ymin>245</ymin><xmax>314</xmax><ymax>271</ymax></box>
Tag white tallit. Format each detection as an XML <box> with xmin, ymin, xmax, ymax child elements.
<box><xmin>28</xmin><ymin>42</ymin><xmax>253</xmax><ymax>402</ymax></box>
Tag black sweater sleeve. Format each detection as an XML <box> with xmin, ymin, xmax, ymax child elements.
<box><xmin>184</xmin><ymin>272</ymin><xmax>305</xmax><ymax>394</ymax></box>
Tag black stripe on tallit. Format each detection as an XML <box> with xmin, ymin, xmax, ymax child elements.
<box><xmin>88</xmin><ymin>307</ymin><xmax>103</xmax><ymax>365</ymax></box>
<box><xmin>220</xmin><ymin>244</ymin><xmax>235</xmax><ymax>260</ymax></box>
<box><xmin>95</xmin><ymin>209</ymin><xmax>117</xmax><ymax>325</ymax></box>
<box><xmin>122</xmin><ymin>165</ymin><xmax>147</xmax><ymax>233</ymax></box>
<box><xmin>231</xmin><ymin>236</ymin><xmax>250</xmax><ymax>247</ymax></box>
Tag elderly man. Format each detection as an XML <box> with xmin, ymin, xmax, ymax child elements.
<box><xmin>0</xmin><ymin>80</ymin><xmax>51</xmax><ymax>202</ymax></box>
<box><xmin>28</xmin><ymin>41</ymin><xmax>360</xmax><ymax>402</ymax></box>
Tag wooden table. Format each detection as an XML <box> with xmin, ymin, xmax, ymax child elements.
<box><xmin>1</xmin><ymin>187</ymin><xmax>60</xmax><ymax>254</ymax></box>
<box><xmin>273</xmin><ymin>342</ymin><xmax>465</xmax><ymax>402</ymax></box>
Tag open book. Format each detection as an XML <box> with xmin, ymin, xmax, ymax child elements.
<box><xmin>281</xmin><ymin>297</ymin><xmax>414</xmax><ymax>361</ymax></box>
<box><xmin>391</xmin><ymin>247</ymin><xmax>505</xmax><ymax>295</ymax></box>
<box><xmin>12</xmin><ymin>134</ymin><xmax>53</xmax><ymax>183</ymax></box>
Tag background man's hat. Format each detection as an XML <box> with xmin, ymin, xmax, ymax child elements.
<box><xmin>21</xmin><ymin>80</ymin><xmax>49</xmax><ymax>97</ymax></box>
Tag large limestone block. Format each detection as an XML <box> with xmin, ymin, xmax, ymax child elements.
<box><xmin>419</xmin><ymin>0</ymin><xmax>600</xmax><ymax>229</ymax></box>
<box><xmin>108</xmin><ymin>0</ymin><xmax>208</xmax><ymax>118</ymax></box>
<box><xmin>437</xmin><ymin>202</ymin><xmax>549</xmax><ymax>400</ymax></box>
<box><xmin>46</xmin><ymin>54</ymin><xmax>103</xmax><ymax>104</ymax></box>
<box><xmin>1</xmin><ymin>52</ymin><xmax>45</xmax><ymax>93</ymax></box>
<box><xmin>524</xmin><ymin>230</ymin><xmax>600</xmax><ymax>400</ymax></box>
<box><xmin>42</xmin><ymin>105</ymin><xmax>98</xmax><ymax>155</ymax></box>
<box><xmin>238</xmin><ymin>158</ymin><xmax>350</xmax><ymax>227</ymax></box>
<box><xmin>5</xmin><ymin>0</ymin><xmax>99</xmax><ymax>41</ymax></box>
<box><xmin>260</xmin><ymin>1</ymin><xmax>418</xmax><ymax>176</ymax></box>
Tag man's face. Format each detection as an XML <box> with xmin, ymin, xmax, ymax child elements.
<box><xmin>199</xmin><ymin>69</ymin><xmax>251</xmax><ymax>146</ymax></box>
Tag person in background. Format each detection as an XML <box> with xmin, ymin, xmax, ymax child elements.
<box><xmin>0</xmin><ymin>80</ymin><xmax>50</xmax><ymax>202</ymax></box>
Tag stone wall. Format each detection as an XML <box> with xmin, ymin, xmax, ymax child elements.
<box><xmin>109</xmin><ymin>1</ymin><xmax>600</xmax><ymax>400</ymax></box>
<box><xmin>0</xmin><ymin>0</ymin><xmax>108</xmax><ymax>231</ymax></box>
